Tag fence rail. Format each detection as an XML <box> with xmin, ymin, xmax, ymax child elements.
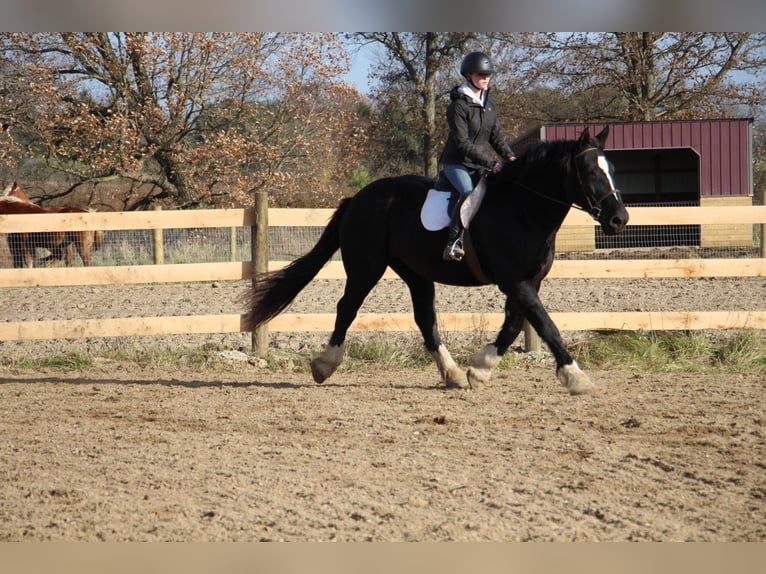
<box><xmin>2</xmin><ymin>197</ymin><xmax>765</xmax><ymax>351</ymax></box>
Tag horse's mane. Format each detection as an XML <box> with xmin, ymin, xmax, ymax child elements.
<box><xmin>513</xmin><ymin>139</ymin><xmax>579</xmax><ymax>173</ymax></box>
<box><xmin>486</xmin><ymin>138</ymin><xmax>583</xmax><ymax>199</ymax></box>
<box><xmin>0</xmin><ymin>195</ymin><xmax>28</xmax><ymax>205</ymax></box>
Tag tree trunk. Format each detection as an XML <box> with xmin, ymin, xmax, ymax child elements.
<box><xmin>422</xmin><ymin>33</ymin><xmax>439</xmax><ymax>179</ymax></box>
<box><xmin>423</xmin><ymin>85</ymin><xmax>438</xmax><ymax>178</ymax></box>
<box><xmin>155</xmin><ymin>150</ymin><xmax>194</xmax><ymax>206</ymax></box>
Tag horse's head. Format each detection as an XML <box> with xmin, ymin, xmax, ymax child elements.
<box><xmin>2</xmin><ymin>181</ymin><xmax>32</xmax><ymax>203</ymax></box>
<box><xmin>572</xmin><ymin>127</ymin><xmax>629</xmax><ymax>236</ymax></box>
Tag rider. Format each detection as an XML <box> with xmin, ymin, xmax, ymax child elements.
<box><xmin>440</xmin><ymin>51</ymin><xmax>516</xmax><ymax>261</ymax></box>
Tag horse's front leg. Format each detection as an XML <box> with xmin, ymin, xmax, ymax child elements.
<box><xmin>65</xmin><ymin>242</ymin><xmax>76</xmax><ymax>267</ymax></box>
<box><xmin>509</xmin><ymin>281</ymin><xmax>598</xmax><ymax>395</ymax></box>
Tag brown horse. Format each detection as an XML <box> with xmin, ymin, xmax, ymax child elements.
<box><xmin>2</xmin><ymin>181</ymin><xmax>33</xmax><ymax>202</ymax></box>
<box><xmin>1</xmin><ymin>182</ymin><xmax>104</xmax><ymax>268</ymax></box>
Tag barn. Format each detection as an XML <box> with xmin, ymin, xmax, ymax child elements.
<box><xmin>512</xmin><ymin>118</ymin><xmax>755</xmax><ymax>250</ymax></box>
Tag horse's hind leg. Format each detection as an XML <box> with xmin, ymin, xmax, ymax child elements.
<box><xmin>310</xmin><ymin>264</ymin><xmax>387</xmax><ymax>384</ymax></box>
<box><xmin>74</xmin><ymin>233</ymin><xmax>93</xmax><ymax>266</ymax></box>
<box><xmin>395</xmin><ymin>266</ymin><xmax>466</xmax><ymax>389</ymax></box>
<box><xmin>65</xmin><ymin>242</ymin><xmax>75</xmax><ymax>267</ymax></box>
<box><xmin>466</xmin><ymin>298</ymin><xmax>525</xmax><ymax>389</ymax></box>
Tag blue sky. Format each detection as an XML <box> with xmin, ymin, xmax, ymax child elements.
<box><xmin>343</xmin><ymin>43</ymin><xmax>377</xmax><ymax>94</ymax></box>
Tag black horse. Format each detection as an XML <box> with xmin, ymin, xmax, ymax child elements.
<box><xmin>244</xmin><ymin>127</ymin><xmax>629</xmax><ymax>394</ymax></box>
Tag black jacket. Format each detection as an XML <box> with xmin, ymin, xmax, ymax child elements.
<box><xmin>440</xmin><ymin>85</ymin><xmax>513</xmax><ymax>171</ymax></box>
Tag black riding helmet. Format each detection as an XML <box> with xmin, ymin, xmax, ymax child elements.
<box><xmin>460</xmin><ymin>51</ymin><xmax>495</xmax><ymax>78</ymax></box>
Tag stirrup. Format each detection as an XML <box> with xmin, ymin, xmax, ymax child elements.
<box><xmin>442</xmin><ymin>238</ymin><xmax>464</xmax><ymax>261</ymax></box>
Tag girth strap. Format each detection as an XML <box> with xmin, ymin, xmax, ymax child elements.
<box><xmin>462</xmin><ymin>228</ymin><xmax>493</xmax><ymax>285</ymax></box>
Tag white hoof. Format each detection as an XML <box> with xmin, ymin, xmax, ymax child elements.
<box><xmin>430</xmin><ymin>344</ymin><xmax>468</xmax><ymax>389</ymax></box>
<box><xmin>444</xmin><ymin>367</ymin><xmax>469</xmax><ymax>390</ymax></box>
<box><xmin>557</xmin><ymin>361</ymin><xmax>599</xmax><ymax>395</ymax></box>
<box><xmin>466</xmin><ymin>345</ymin><xmax>502</xmax><ymax>390</ymax></box>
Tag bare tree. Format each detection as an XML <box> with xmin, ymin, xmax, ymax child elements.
<box><xmin>350</xmin><ymin>32</ymin><xmax>477</xmax><ymax>178</ymax></box>
<box><xmin>511</xmin><ymin>32</ymin><xmax>766</xmax><ymax>121</ymax></box>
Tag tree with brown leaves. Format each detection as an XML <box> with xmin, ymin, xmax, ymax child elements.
<box><xmin>0</xmin><ymin>32</ymin><xmax>365</xmax><ymax>209</ymax></box>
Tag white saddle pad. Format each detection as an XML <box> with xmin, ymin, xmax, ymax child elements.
<box><xmin>419</xmin><ymin>178</ymin><xmax>486</xmax><ymax>231</ymax></box>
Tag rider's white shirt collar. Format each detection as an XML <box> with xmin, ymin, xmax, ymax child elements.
<box><xmin>458</xmin><ymin>81</ymin><xmax>485</xmax><ymax>107</ymax></box>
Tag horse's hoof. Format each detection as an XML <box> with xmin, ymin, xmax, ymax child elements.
<box><xmin>444</xmin><ymin>368</ymin><xmax>469</xmax><ymax>390</ymax></box>
<box><xmin>465</xmin><ymin>345</ymin><xmax>501</xmax><ymax>390</ymax></box>
<box><xmin>310</xmin><ymin>359</ymin><xmax>331</xmax><ymax>384</ymax></box>
<box><xmin>310</xmin><ymin>356</ymin><xmax>341</xmax><ymax>384</ymax></box>
<box><xmin>466</xmin><ymin>366</ymin><xmax>490</xmax><ymax>390</ymax></box>
<box><xmin>557</xmin><ymin>362</ymin><xmax>599</xmax><ymax>395</ymax></box>
<box><xmin>310</xmin><ymin>345</ymin><xmax>344</xmax><ymax>384</ymax></box>
<box><xmin>567</xmin><ymin>376</ymin><xmax>599</xmax><ymax>395</ymax></box>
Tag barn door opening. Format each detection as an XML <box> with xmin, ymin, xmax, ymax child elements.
<box><xmin>597</xmin><ymin>147</ymin><xmax>701</xmax><ymax>249</ymax></box>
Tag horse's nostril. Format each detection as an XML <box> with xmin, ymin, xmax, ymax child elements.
<box><xmin>611</xmin><ymin>213</ymin><xmax>628</xmax><ymax>227</ymax></box>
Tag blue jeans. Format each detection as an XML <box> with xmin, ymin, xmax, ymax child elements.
<box><xmin>442</xmin><ymin>163</ymin><xmax>476</xmax><ymax>198</ymax></box>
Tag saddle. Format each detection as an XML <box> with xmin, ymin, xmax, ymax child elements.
<box><xmin>433</xmin><ymin>170</ymin><xmax>480</xmax><ymax>212</ymax></box>
<box><xmin>433</xmin><ymin>170</ymin><xmax>457</xmax><ymax>193</ymax></box>
<box><xmin>420</xmin><ymin>170</ymin><xmax>487</xmax><ymax>231</ymax></box>
<box><xmin>420</xmin><ymin>171</ymin><xmax>492</xmax><ymax>284</ymax></box>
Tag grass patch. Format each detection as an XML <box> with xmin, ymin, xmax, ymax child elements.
<box><xmin>2</xmin><ymin>331</ymin><xmax>764</xmax><ymax>376</ymax></box>
<box><xmin>343</xmin><ymin>334</ymin><xmax>432</xmax><ymax>371</ymax></box>
<box><xmin>716</xmin><ymin>331</ymin><xmax>766</xmax><ymax>373</ymax></box>
<box><xmin>5</xmin><ymin>351</ymin><xmax>93</xmax><ymax>371</ymax></box>
<box><xmin>340</xmin><ymin>330</ymin><xmax>765</xmax><ymax>376</ymax></box>
<box><xmin>571</xmin><ymin>330</ymin><xmax>766</xmax><ymax>374</ymax></box>
<box><xmin>98</xmin><ymin>347</ymin><xmax>222</xmax><ymax>370</ymax></box>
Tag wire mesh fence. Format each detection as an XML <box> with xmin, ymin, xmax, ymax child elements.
<box><xmin>565</xmin><ymin>199</ymin><xmax>764</xmax><ymax>260</ymax></box>
<box><xmin>1</xmin><ymin>200</ymin><xmax>763</xmax><ymax>268</ymax></box>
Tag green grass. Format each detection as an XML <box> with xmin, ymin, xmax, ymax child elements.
<box><xmin>343</xmin><ymin>330</ymin><xmax>766</xmax><ymax>375</ymax></box>
<box><xmin>344</xmin><ymin>336</ymin><xmax>432</xmax><ymax>370</ymax></box>
<box><xmin>571</xmin><ymin>330</ymin><xmax>766</xmax><ymax>374</ymax></box>
<box><xmin>2</xmin><ymin>331</ymin><xmax>765</xmax><ymax>375</ymax></box>
<box><xmin>8</xmin><ymin>351</ymin><xmax>94</xmax><ymax>371</ymax></box>
<box><xmin>98</xmin><ymin>347</ymin><xmax>222</xmax><ymax>370</ymax></box>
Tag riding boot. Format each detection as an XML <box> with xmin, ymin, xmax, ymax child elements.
<box><xmin>442</xmin><ymin>195</ymin><xmax>466</xmax><ymax>261</ymax></box>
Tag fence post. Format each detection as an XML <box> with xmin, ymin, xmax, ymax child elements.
<box><xmin>251</xmin><ymin>191</ymin><xmax>269</xmax><ymax>356</ymax></box>
<box><xmin>523</xmin><ymin>320</ymin><xmax>541</xmax><ymax>353</ymax></box>
<box><xmin>152</xmin><ymin>205</ymin><xmax>164</xmax><ymax>265</ymax></box>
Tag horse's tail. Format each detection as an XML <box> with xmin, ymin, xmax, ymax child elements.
<box><xmin>242</xmin><ymin>197</ymin><xmax>352</xmax><ymax>331</ymax></box>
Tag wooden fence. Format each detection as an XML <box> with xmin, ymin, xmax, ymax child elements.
<box><xmin>1</xmin><ymin>193</ymin><xmax>765</xmax><ymax>355</ymax></box>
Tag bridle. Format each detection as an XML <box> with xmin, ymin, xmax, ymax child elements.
<box><xmin>573</xmin><ymin>147</ymin><xmax>623</xmax><ymax>220</ymax></box>
<box><xmin>510</xmin><ymin>146</ymin><xmax>623</xmax><ymax>222</ymax></box>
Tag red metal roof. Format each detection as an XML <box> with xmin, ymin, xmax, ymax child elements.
<box><xmin>513</xmin><ymin>119</ymin><xmax>753</xmax><ymax>197</ymax></box>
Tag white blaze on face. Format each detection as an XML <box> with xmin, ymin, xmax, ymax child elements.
<box><xmin>597</xmin><ymin>155</ymin><xmax>617</xmax><ymax>190</ymax></box>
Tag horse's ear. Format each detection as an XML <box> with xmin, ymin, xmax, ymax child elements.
<box><xmin>595</xmin><ymin>126</ymin><xmax>610</xmax><ymax>149</ymax></box>
<box><xmin>578</xmin><ymin>128</ymin><xmax>591</xmax><ymax>149</ymax></box>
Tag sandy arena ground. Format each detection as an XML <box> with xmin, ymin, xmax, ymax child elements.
<box><xmin>0</xmin><ymin>276</ymin><xmax>764</xmax><ymax>541</ymax></box>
